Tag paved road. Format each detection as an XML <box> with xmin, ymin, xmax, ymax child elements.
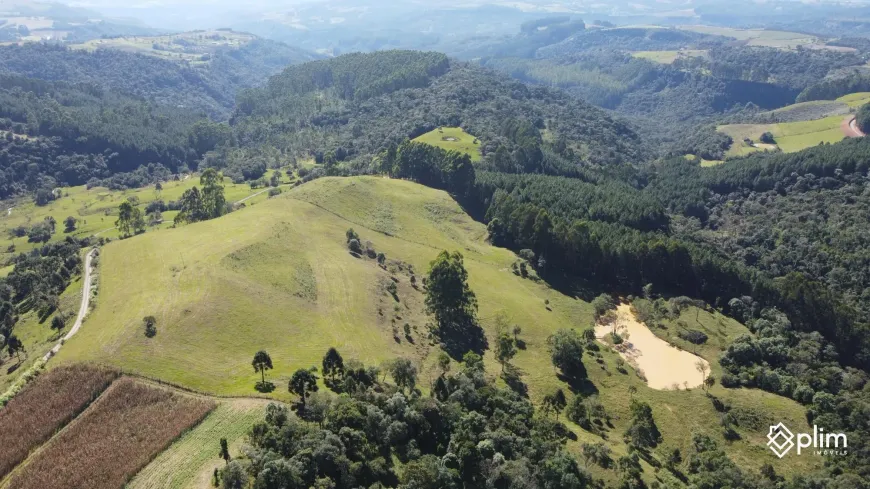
<box><xmin>42</xmin><ymin>248</ymin><xmax>97</xmax><ymax>362</ymax></box>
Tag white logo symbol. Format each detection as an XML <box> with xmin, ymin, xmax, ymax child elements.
<box><xmin>768</xmin><ymin>423</ymin><xmax>795</xmax><ymax>458</ymax></box>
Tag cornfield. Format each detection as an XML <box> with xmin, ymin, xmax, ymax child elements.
<box><xmin>5</xmin><ymin>377</ymin><xmax>214</xmax><ymax>489</ymax></box>
<box><xmin>0</xmin><ymin>364</ymin><xmax>119</xmax><ymax>479</ymax></box>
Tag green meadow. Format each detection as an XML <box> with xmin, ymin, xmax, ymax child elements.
<box><xmin>718</xmin><ymin>115</ymin><xmax>848</xmax><ymax>157</ymax></box>
<box><xmin>631</xmin><ymin>50</ymin><xmax>706</xmax><ymax>64</ymax></box>
<box><xmin>0</xmin><ymin>169</ymin><xmax>291</xmax><ymax>257</ymax></box>
<box><xmin>412</xmin><ymin>127</ymin><xmax>482</xmax><ymax>161</ymax></box>
<box><xmin>49</xmin><ymin>176</ymin><xmax>820</xmax><ymax>483</ymax></box>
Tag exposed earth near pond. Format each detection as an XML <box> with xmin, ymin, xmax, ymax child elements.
<box><xmin>595</xmin><ymin>304</ymin><xmax>710</xmax><ymax>390</ymax></box>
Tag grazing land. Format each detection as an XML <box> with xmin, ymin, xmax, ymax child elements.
<box><xmin>835</xmin><ymin>91</ymin><xmax>870</xmax><ymax>108</ymax></box>
<box><xmin>70</xmin><ymin>30</ymin><xmax>259</xmax><ymax>65</ymax></box>
<box><xmin>677</xmin><ymin>25</ymin><xmax>820</xmax><ymax>49</ymax></box>
<box><xmin>127</xmin><ymin>399</ymin><xmax>269</xmax><ymax>489</ymax></box>
<box><xmin>0</xmin><ymin>171</ymin><xmax>287</xmax><ymax>256</ymax></box>
<box><xmin>0</xmin><ymin>364</ymin><xmax>119</xmax><ymax>479</ymax></box>
<box><xmin>718</xmin><ymin>115</ymin><xmax>850</xmax><ymax>156</ymax></box>
<box><xmin>3</xmin><ymin>378</ymin><xmax>214</xmax><ymax>489</ymax></box>
<box><xmin>631</xmin><ymin>49</ymin><xmax>706</xmax><ymax>64</ymax></box>
<box><xmin>53</xmin><ymin>176</ymin><xmax>820</xmax><ymax>478</ymax></box>
<box><xmin>412</xmin><ymin>126</ymin><xmax>482</xmax><ymax>161</ymax></box>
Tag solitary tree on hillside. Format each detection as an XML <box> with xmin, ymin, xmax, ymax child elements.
<box><xmin>425</xmin><ymin>250</ymin><xmax>485</xmax><ymax>355</ymax></box>
<box><xmin>289</xmin><ymin>368</ymin><xmax>319</xmax><ymax>409</ymax></box>
<box><xmin>322</xmin><ymin>347</ymin><xmax>345</xmax><ymax>382</ymax></box>
<box><xmin>64</xmin><ymin>216</ymin><xmax>77</xmax><ymax>233</ymax></box>
<box><xmin>252</xmin><ymin>350</ymin><xmax>273</xmax><ymax>387</ymax></box>
<box><xmin>495</xmin><ymin>330</ymin><xmax>517</xmax><ymax>372</ymax></box>
<box><xmin>7</xmin><ymin>334</ymin><xmax>24</xmax><ymax>362</ymax></box>
<box><xmin>696</xmin><ymin>360</ymin><xmax>709</xmax><ymax>391</ymax></box>
<box><xmin>219</xmin><ymin>438</ymin><xmax>230</xmax><ymax>464</ymax></box>
<box><xmin>389</xmin><ymin>358</ymin><xmax>418</xmax><ymax>393</ymax></box>
<box><xmin>547</xmin><ymin>328</ymin><xmax>586</xmax><ymax>379</ymax></box>
<box><xmin>177</xmin><ymin>187</ymin><xmax>205</xmax><ymax>224</ymax></box>
<box><xmin>116</xmin><ymin>200</ymin><xmax>145</xmax><ymax>237</ymax></box>
<box><xmin>201</xmin><ymin>168</ymin><xmax>226</xmax><ymax>219</ymax></box>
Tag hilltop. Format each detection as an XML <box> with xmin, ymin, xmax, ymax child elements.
<box><xmin>53</xmin><ymin>176</ymin><xmax>819</xmax><ymax>485</ymax></box>
<box><xmin>231</xmin><ymin>50</ymin><xmax>646</xmax><ymax>169</ymax></box>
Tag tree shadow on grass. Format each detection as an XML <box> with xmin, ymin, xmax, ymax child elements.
<box><xmin>439</xmin><ymin>320</ymin><xmax>489</xmax><ymax>360</ymax></box>
<box><xmin>556</xmin><ymin>372</ymin><xmax>599</xmax><ymax>398</ymax></box>
<box><xmin>255</xmin><ymin>381</ymin><xmax>276</xmax><ymax>393</ymax></box>
<box><xmin>502</xmin><ymin>364</ymin><xmax>528</xmax><ymax>398</ymax></box>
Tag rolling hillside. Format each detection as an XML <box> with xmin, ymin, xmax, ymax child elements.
<box><xmin>716</xmin><ymin>92</ymin><xmax>870</xmax><ymax>158</ymax></box>
<box><xmin>50</xmin><ymin>176</ymin><xmax>821</xmax><ymax>485</ymax></box>
<box><xmin>0</xmin><ymin>38</ymin><xmax>318</xmax><ymax>119</ymax></box>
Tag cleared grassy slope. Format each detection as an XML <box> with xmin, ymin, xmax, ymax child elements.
<box><xmin>412</xmin><ymin>127</ymin><xmax>482</xmax><ymax>161</ymax></box>
<box><xmin>55</xmin><ymin>176</ymin><xmax>819</xmax><ymax>480</ymax></box>
<box><xmin>56</xmin><ymin>176</ymin><xmax>590</xmax><ymax>401</ymax></box>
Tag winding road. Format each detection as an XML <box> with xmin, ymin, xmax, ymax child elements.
<box><xmin>42</xmin><ymin>248</ymin><xmax>98</xmax><ymax>362</ymax></box>
<box><xmin>843</xmin><ymin>115</ymin><xmax>866</xmax><ymax>138</ymax></box>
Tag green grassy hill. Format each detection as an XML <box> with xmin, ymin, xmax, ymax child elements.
<box><xmin>716</xmin><ymin>92</ymin><xmax>870</xmax><ymax>158</ymax></box>
<box><xmin>53</xmin><ymin>176</ymin><xmax>819</xmax><ymax>484</ymax></box>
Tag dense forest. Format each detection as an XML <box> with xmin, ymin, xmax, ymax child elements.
<box><xmin>0</xmin><ymin>75</ymin><xmax>211</xmax><ymax>197</ymax></box>
<box><xmin>0</xmin><ymin>41</ymin><xmax>317</xmax><ymax>120</ymax></box>
<box><xmin>477</xmin><ymin>26</ymin><xmax>865</xmax><ymax>153</ymax></box>
<box><xmin>229</xmin><ymin>50</ymin><xmax>645</xmax><ymax>174</ymax></box>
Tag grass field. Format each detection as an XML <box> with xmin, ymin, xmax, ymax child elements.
<box><xmin>836</xmin><ymin>91</ymin><xmax>870</xmax><ymax>108</ymax></box>
<box><xmin>127</xmin><ymin>399</ymin><xmax>268</xmax><ymax>489</ymax></box>
<box><xmin>677</xmin><ymin>25</ymin><xmax>819</xmax><ymax>49</ymax></box>
<box><xmin>412</xmin><ymin>127</ymin><xmax>482</xmax><ymax>161</ymax></box>
<box><xmin>718</xmin><ymin>115</ymin><xmax>847</xmax><ymax>157</ymax></box>
<box><xmin>715</xmin><ymin>91</ymin><xmax>870</xmax><ymax>158</ymax></box>
<box><xmin>70</xmin><ymin>30</ymin><xmax>258</xmax><ymax>65</ymax></box>
<box><xmin>3</xmin><ymin>378</ymin><xmax>214</xmax><ymax>489</ymax></box>
<box><xmin>631</xmin><ymin>49</ymin><xmax>706</xmax><ymax>64</ymax></box>
<box><xmin>51</xmin><ymin>176</ymin><xmax>821</xmax><ymax>481</ymax></box>
<box><xmin>0</xmin><ymin>169</ymin><xmax>290</xmax><ymax>256</ymax></box>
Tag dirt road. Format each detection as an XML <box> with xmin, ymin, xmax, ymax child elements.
<box><xmin>843</xmin><ymin>116</ymin><xmax>866</xmax><ymax>138</ymax></box>
<box><xmin>42</xmin><ymin>249</ymin><xmax>97</xmax><ymax>362</ymax></box>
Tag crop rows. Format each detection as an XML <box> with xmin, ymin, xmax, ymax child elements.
<box><xmin>0</xmin><ymin>364</ymin><xmax>119</xmax><ymax>479</ymax></box>
<box><xmin>6</xmin><ymin>377</ymin><xmax>215</xmax><ymax>489</ymax></box>
<box><xmin>127</xmin><ymin>400</ymin><xmax>267</xmax><ymax>489</ymax></box>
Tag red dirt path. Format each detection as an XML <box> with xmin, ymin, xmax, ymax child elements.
<box><xmin>842</xmin><ymin>116</ymin><xmax>866</xmax><ymax>138</ymax></box>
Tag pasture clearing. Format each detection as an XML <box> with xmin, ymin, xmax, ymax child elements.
<box><xmin>718</xmin><ymin>115</ymin><xmax>848</xmax><ymax>156</ymax></box>
<box><xmin>0</xmin><ymin>364</ymin><xmax>118</xmax><ymax>479</ymax></box>
<box><xmin>836</xmin><ymin>91</ymin><xmax>870</xmax><ymax>108</ymax></box>
<box><xmin>761</xmin><ymin>100</ymin><xmax>850</xmax><ymax>123</ymax></box>
<box><xmin>70</xmin><ymin>30</ymin><xmax>258</xmax><ymax>65</ymax></box>
<box><xmin>53</xmin><ymin>176</ymin><xmax>822</xmax><ymax>479</ymax></box>
<box><xmin>127</xmin><ymin>399</ymin><xmax>268</xmax><ymax>489</ymax></box>
<box><xmin>412</xmin><ymin>126</ymin><xmax>482</xmax><ymax>161</ymax></box>
<box><xmin>3</xmin><ymin>377</ymin><xmax>214</xmax><ymax>489</ymax></box>
<box><xmin>0</xmin><ymin>170</ymin><xmax>287</xmax><ymax>256</ymax></box>
<box><xmin>631</xmin><ymin>49</ymin><xmax>706</xmax><ymax>64</ymax></box>
<box><xmin>677</xmin><ymin>25</ymin><xmax>819</xmax><ymax>49</ymax></box>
